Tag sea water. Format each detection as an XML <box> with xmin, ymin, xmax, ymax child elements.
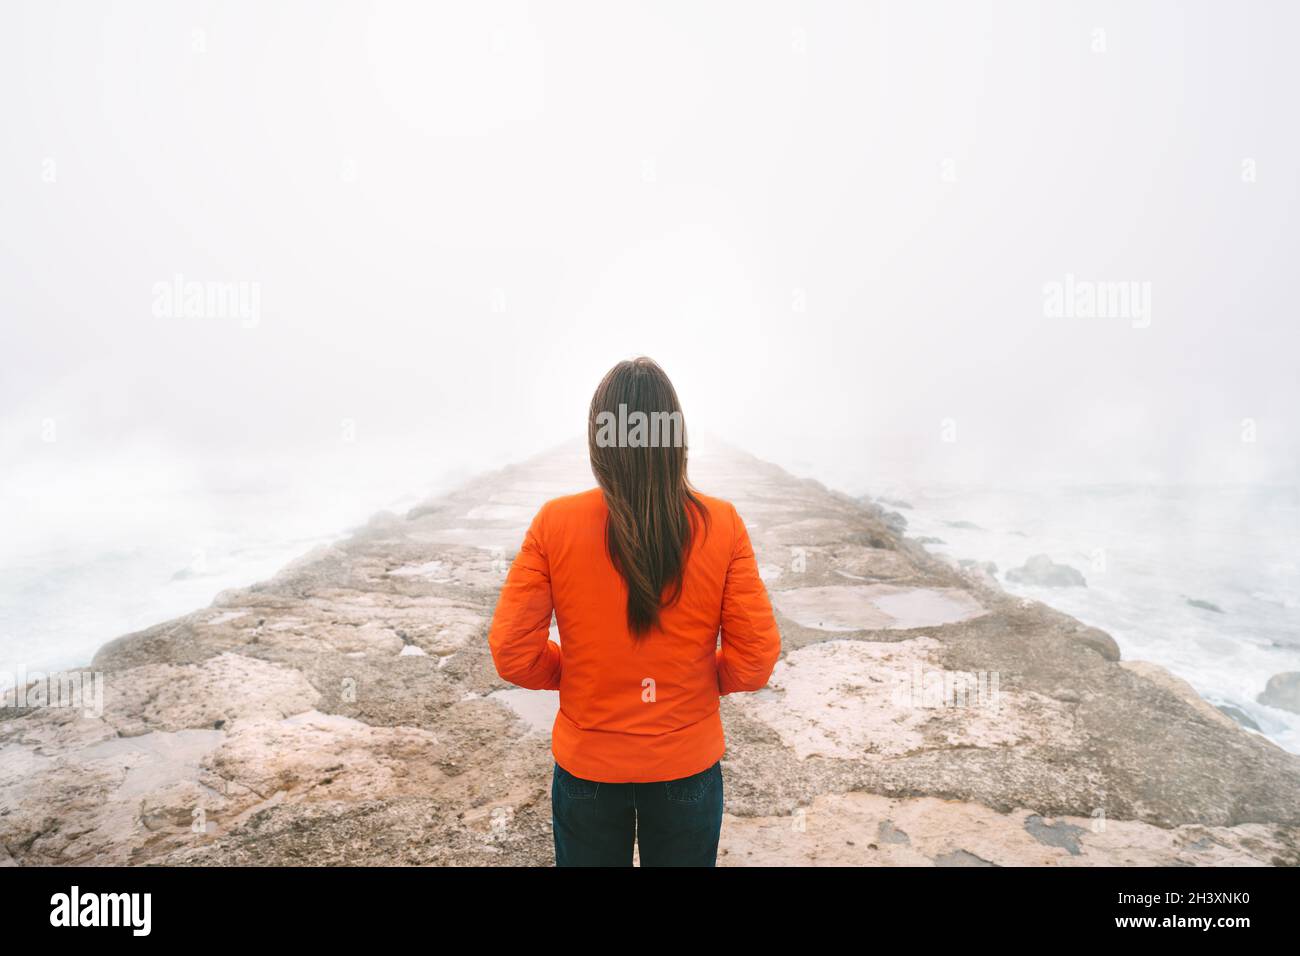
<box><xmin>873</xmin><ymin>482</ymin><xmax>1300</xmax><ymax>754</ymax></box>
<box><xmin>0</xmin><ymin>445</ymin><xmax>484</xmax><ymax>689</ymax></box>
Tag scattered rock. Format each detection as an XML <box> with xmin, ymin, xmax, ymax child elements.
<box><xmin>1216</xmin><ymin>705</ymin><xmax>1260</xmax><ymax>731</ymax></box>
<box><xmin>1258</xmin><ymin>673</ymin><xmax>1300</xmax><ymax>714</ymax></box>
<box><xmin>881</xmin><ymin>511</ymin><xmax>907</xmax><ymax>534</ymax></box>
<box><xmin>1006</xmin><ymin>554</ymin><xmax>1086</xmax><ymax>588</ymax></box>
<box><xmin>860</xmin><ymin>502</ymin><xmax>908</xmax><ymax>534</ymax></box>
<box><xmin>1187</xmin><ymin>598</ymin><xmax>1224</xmax><ymax>614</ymax></box>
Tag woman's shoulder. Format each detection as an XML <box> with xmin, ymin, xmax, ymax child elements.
<box><xmin>688</xmin><ymin>491</ymin><xmax>743</xmax><ymax>548</ymax></box>
<box><xmin>536</xmin><ymin>487</ymin><xmax>605</xmax><ymax>520</ymax></box>
<box><xmin>690</xmin><ymin>489</ymin><xmax>736</xmax><ymax>518</ymax></box>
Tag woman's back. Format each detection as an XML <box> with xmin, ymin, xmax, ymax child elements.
<box><xmin>488</xmin><ymin>355</ymin><xmax>780</xmax><ymax>865</ymax></box>
<box><xmin>488</xmin><ymin>485</ymin><xmax>781</xmax><ymax>782</ymax></box>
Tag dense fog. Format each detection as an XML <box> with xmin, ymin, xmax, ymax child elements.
<box><xmin>2</xmin><ymin>3</ymin><xmax>1297</xmax><ymax>672</ymax></box>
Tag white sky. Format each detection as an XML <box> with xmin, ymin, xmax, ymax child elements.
<box><xmin>2</xmin><ymin>0</ymin><xmax>1297</xmax><ymax>505</ymax></box>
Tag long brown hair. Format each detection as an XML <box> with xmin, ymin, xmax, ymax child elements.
<box><xmin>588</xmin><ymin>357</ymin><xmax>708</xmax><ymax>637</ymax></box>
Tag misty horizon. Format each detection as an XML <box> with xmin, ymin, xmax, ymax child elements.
<box><xmin>3</xmin><ymin>1</ymin><xmax>1298</xmax><ymax>520</ymax></box>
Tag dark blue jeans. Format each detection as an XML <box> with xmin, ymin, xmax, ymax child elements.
<box><xmin>551</xmin><ymin>760</ymin><xmax>724</xmax><ymax>867</ymax></box>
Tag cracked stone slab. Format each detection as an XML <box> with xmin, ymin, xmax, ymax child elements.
<box><xmin>103</xmin><ymin>652</ymin><xmax>323</xmax><ymax>735</ymax></box>
<box><xmin>737</xmin><ymin>637</ymin><xmax>1077</xmax><ymax>760</ymax></box>
<box><xmin>772</xmin><ymin>584</ymin><xmax>986</xmax><ymax>631</ymax></box>
<box><xmin>719</xmin><ymin>792</ymin><xmax>1298</xmax><ymax>867</ymax></box>
<box><xmin>208</xmin><ymin>710</ymin><xmax>446</xmax><ymax>803</ymax></box>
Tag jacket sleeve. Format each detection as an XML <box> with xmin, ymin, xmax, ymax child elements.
<box><xmin>488</xmin><ymin>505</ymin><xmax>561</xmax><ymax>690</ymax></box>
<box><xmin>715</xmin><ymin>503</ymin><xmax>782</xmax><ymax>695</ymax></box>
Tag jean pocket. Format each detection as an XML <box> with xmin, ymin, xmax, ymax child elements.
<box><xmin>663</xmin><ymin>762</ymin><xmax>718</xmax><ymax>804</ymax></box>
<box><xmin>555</xmin><ymin>763</ymin><xmax>600</xmax><ymax>800</ymax></box>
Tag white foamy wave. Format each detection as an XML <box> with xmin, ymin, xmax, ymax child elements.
<box><xmin>888</xmin><ymin>484</ymin><xmax>1300</xmax><ymax>754</ymax></box>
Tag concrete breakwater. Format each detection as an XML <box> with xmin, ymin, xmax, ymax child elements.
<box><xmin>2</xmin><ymin>440</ymin><xmax>1298</xmax><ymax>866</ymax></box>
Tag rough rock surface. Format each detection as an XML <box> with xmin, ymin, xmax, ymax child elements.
<box><xmin>2</xmin><ymin>440</ymin><xmax>1298</xmax><ymax>866</ymax></box>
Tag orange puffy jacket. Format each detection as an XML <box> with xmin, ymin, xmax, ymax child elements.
<box><xmin>488</xmin><ymin>487</ymin><xmax>782</xmax><ymax>783</ymax></box>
